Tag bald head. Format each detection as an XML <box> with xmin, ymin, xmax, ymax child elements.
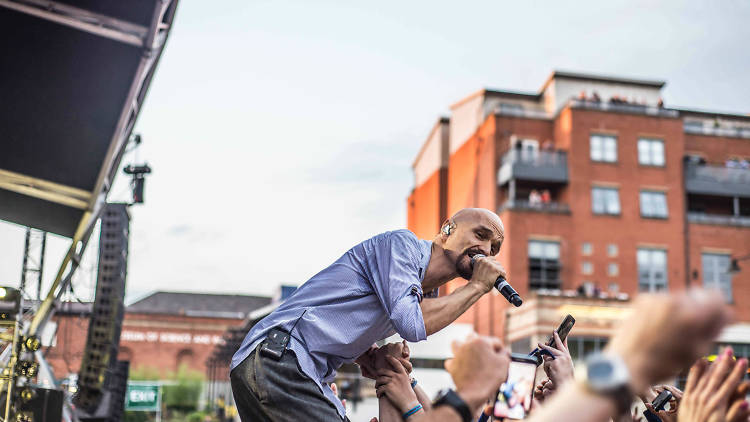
<box><xmin>450</xmin><ymin>208</ymin><xmax>504</xmax><ymax>238</ymax></box>
<box><xmin>436</xmin><ymin>208</ymin><xmax>505</xmax><ymax>280</ymax></box>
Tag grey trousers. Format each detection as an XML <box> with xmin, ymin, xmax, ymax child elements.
<box><xmin>230</xmin><ymin>344</ymin><xmax>350</xmax><ymax>422</ymax></box>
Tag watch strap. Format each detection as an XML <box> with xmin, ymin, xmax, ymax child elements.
<box><xmin>433</xmin><ymin>389</ymin><xmax>472</xmax><ymax>422</ymax></box>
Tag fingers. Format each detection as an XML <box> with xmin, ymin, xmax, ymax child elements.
<box><xmin>660</xmin><ymin>385</ymin><xmax>682</xmax><ymax>400</ymax></box>
<box><xmin>385</xmin><ymin>355</ymin><xmax>408</xmax><ymax>374</ymax></box>
<box><xmin>553</xmin><ymin>331</ymin><xmax>567</xmax><ymax>352</ymax></box>
<box><xmin>402</xmin><ymin>340</ymin><xmax>410</xmax><ymax>358</ymax></box>
<box><xmin>714</xmin><ymin>357</ymin><xmax>749</xmax><ymax>406</ymax></box>
<box><xmin>704</xmin><ymin>347</ymin><xmax>736</xmax><ymax>393</ymax></box>
<box><xmin>726</xmin><ymin>398</ymin><xmax>750</xmax><ymax>422</ymax></box>
<box><xmin>487</xmin><ymin>335</ymin><xmax>505</xmax><ymax>352</ymax></box>
<box><xmin>538</xmin><ymin>342</ymin><xmax>563</xmax><ymax>357</ymax></box>
<box><xmin>684</xmin><ymin>358</ymin><xmax>708</xmax><ymax>394</ymax></box>
<box><xmin>393</xmin><ymin>356</ymin><xmax>413</xmax><ymax>374</ymax></box>
<box><xmin>331</xmin><ymin>383</ymin><xmax>338</xmax><ymax>397</ymax></box>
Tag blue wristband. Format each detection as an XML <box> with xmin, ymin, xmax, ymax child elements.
<box><xmin>410</xmin><ymin>378</ymin><xmax>418</xmax><ymax>389</ymax></box>
<box><xmin>402</xmin><ymin>404</ymin><xmax>423</xmax><ymax>420</ymax></box>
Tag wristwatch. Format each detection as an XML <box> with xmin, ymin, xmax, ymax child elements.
<box><xmin>433</xmin><ymin>389</ymin><xmax>472</xmax><ymax>422</ymax></box>
<box><xmin>578</xmin><ymin>353</ymin><xmax>633</xmax><ymax>415</ymax></box>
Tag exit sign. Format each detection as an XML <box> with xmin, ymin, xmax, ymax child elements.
<box><xmin>125</xmin><ymin>382</ymin><xmax>161</xmax><ymax>411</ymax></box>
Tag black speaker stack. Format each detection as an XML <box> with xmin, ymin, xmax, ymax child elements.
<box><xmin>74</xmin><ymin>203</ymin><xmax>129</xmax><ymax>419</ymax></box>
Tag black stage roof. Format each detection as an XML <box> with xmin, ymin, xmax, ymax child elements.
<box><xmin>0</xmin><ymin>0</ymin><xmax>178</xmax><ymax>237</ymax></box>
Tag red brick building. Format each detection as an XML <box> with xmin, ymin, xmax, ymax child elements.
<box><xmin>44</xmin><ymin>292</ymin><xmax>271</xmax><ymax>380</ymax></box>
<box><xmin>408</xmin><ymin>71</ymin><xmax>750</xmax><ymax>358</ymax></box>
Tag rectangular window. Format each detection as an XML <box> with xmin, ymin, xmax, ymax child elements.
<box><xmin>592</xmin><ymin>187</ymin><xmax>621</xmax><ymax>215</ymax></box>
<box><xmin>638</xmin><ymin>138</ymin><xmax>665</xmax><ymax>166</ymax></box>
<box><xmin>590</xmin><ymin>134</ymin><xmax>618</xmax><ymax>163</ymax></box>
<box><xmin>638</xmin><ymin>248</ymin><xmax>668</xmax><ymax>292</ymax></box>
<box><xmin>582</xmin><ymin>261</ymin><xmax>593</xmax><ymax>275</ymax></box>
<box><xmin>581</xmin><ymin>242</ymin><xmax>592</xmax><ymax>255</ymax></box>
<box><xmin>702</xmin><ymin>253</ymin><xmax>732</xmax><ymax>302</ymax></box>
<box><xmin>528</xmin><ymin>240</ymin><xmax>561</xmax><ymax>290</ymax></box>
<box><xmin>607</xmin><ymin>244</ymin><xmax>618</xmax><ymax>257</ymax></box>
<box><xmin>567</xmin><ymin>336</ymin><xmax>609</xmax><ymax>362</ymax></box>
<box><xmin>608</xmin><ymin>263</ymin><xmax>619</xmax><ymax>276</ymax></box>
<box><xmin>640</xmin><ymin>191</ymin><xmax>669</xmax><ymax>218</ymax></box>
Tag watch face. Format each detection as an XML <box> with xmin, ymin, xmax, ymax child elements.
<box><xmin>588</xmin><ymin>361</ymin><xmax>614</xmax><ymax>380</ymax></box>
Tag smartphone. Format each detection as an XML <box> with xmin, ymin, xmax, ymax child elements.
<box><xmin>530</xmin><ymin>314</ymin><xmax>575</xmax><ymax>364</ymax></box>
<box><xmin>494</xmin><ymin>353</ymin><xmax>538</xmax><ymax>420</ymax></box>
<box><xmin>652</xmin><ymin>389</ymin><xmax>672</xmax><ymax>411</ymax></box>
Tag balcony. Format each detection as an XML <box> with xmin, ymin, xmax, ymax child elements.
<box><xmin>498</xmin><ymin>149</ymin><xmax>568</xmax><ymax>185</ymax></box>
<box><xmin>499</xmin><ymin>199</ymin><xmax>571</xmax><ymax>214</ymax></box>
<box><xmin>684</xmin><ymin>122</ymin><xmax>750</xmax><ymax>139</ymax></box>
<box><xmin>570</xmin><ymin>99</ymin><xmax>679</xmax><ymax>118</ymax></box>
<box><xmin>687</xmin><ymin>212</ymin><xmax>750</xmax><ymax>228</ymax></box>
<box><xmin>685</xmin><ymin>163</ymin><xmax>750</xmax><ymax>197</ymax></box>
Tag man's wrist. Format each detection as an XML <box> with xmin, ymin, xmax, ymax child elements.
<box><xmin>604</xmin><ymin>347</ymin><xmax>648</xmax><ymax>393</ymax></box>
<box><xmin>455</xmin><ymin>388</ymin><xmax>486</xmax><ymax>414</ymax></box>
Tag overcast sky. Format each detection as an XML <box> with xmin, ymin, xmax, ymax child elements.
<box><xmin>1</xmin><ymin>0</ymin><xmax>748</xmax><ymax>302</ymax></box>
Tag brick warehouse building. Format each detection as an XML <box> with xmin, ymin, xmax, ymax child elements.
<box><xmin>43</xmin><ymin>291</ymin><xmax>271</xmax><ymax>380</ymax></box>
<box><xmin>408</xmin><ymin>71</ymin><xmax>750</xmax><ymax>359</ymax></box>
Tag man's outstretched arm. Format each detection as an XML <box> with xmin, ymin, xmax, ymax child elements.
<box><xmin>420</xmin><ymin>282</ymin><xmax>485</xmax><ymax>336</ymax></box>
<box><xmin>420</xmin><ymin>257</ymin><xmax>504</xmax><ymax>336</ymax></box>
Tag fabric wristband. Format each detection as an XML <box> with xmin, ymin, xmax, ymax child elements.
<box><xmin>402</xmin><ymin>404</ymin><xmax>423</xmax><ymax>420</ymax></box>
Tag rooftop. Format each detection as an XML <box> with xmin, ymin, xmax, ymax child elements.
<box><xmin>127</xmin><ymin>291</ymin><xmax>272</xmax><ymax>319</ymax></box>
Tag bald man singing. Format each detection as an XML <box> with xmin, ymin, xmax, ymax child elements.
<box><xmin>230</xmin><ymin>208</ymin><xmax>507</xmax><ymax>421</ymax></box>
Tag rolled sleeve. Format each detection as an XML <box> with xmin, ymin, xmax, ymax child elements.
<box><xmin>368</xmin><ymin>231</ymin><xmax>428</xmax><ymax>342</ymax></box>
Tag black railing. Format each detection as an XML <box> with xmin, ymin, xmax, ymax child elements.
<box><xmin>500</xmin><ymin>200</ymin><xmax>571</xmax><ymax>214</ymax></box>
<box><xmin>570</xmin><ymin>99</ymin><xmax>679</xmax><ymax>118</ymax></box>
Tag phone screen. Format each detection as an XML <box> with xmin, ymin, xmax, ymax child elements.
<box><xmin>545</xmin><ymin>315</ymin><xmax>575</xmax><ymax>347</ymax></box>
<box><xmin>494</xmin><ymin>360</ymin><xmax>536</xmax><ymax>419</ymax></box>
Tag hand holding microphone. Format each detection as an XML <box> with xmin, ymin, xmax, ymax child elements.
<box><xmin>470</xmin><ymin>254</ymin><xmax>522</xmax><ymax>307</ymax></box>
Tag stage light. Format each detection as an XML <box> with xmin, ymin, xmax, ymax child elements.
<box><xmin>24</xmin><ymin>336</ymin><xmax>40</xmax><ymax>352</ymax></box>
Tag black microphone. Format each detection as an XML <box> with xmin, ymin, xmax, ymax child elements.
<box><xmin>470</xmin><ymin>254</ymin><xmax>522</xmax><ymax>307</ymax></box>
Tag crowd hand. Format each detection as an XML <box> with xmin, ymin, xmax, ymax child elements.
<box><xmin>375</xmin><ymin>355</ymin><xmax>421</xmax><ymax>416</ymax></box>
<box><xmin>539</xmin><ymin>331</ymin><xmax>575</xmax><ymax>387</ymax></box>
<box><xmin>373</xmin><ymin>340</ymin><xmax>413</xmax><ymax>373</ymax></box>
<box><xmin>534</xmin><ymin>378</ymin><xmax>557</xmax><ymax>403</ymax></box>
<box><xmin>355</xmin><ymin>344</ymin><xmax>379</xmax><ymax>380</ymax></box>
<box><xmin>604</xmin><ymin>289</ymin><xmax>731</xmax><ymax>393</ymax></box>
<box><xmin>445</xmin><ymin>334</ymin><xmax>511</xmax><ymax>414</ymax></box>
<box><xmin>677</xmin><ymin>350</ymin><xmax>749</xmax><ymax>422</ymax></box>
<box><xmin>637</xmin><ymin>385</ymin><xmax>682</xmax><ymax>422</ymax></box>
<box><xmin>470</xmin><ymin>255</ymin><xmax>507</xmax><ymax>294</ymax></box>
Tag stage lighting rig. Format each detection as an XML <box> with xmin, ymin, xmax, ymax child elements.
<box><xmin>123</xmin><ymin>134</ymin><xmax>152</xmax><ymax>204</ymax></box>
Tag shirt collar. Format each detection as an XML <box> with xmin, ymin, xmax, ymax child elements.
<box><xmin>417</xmin><ymin>239</ymin><xmax>432</xmax><ymax>283</ymax></box>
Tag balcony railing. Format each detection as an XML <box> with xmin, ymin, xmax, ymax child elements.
<box><xmin>684</xmin><ymin>123</ymin><xmax>750</xmax><ymax>139</ymax></box>
<box><xmin>570</xmin><ymin>99</ymin><xmax>679</xmax><ymax>118</ymax></box>
<box><xmin>687</xmin><ymin>212</ymin><xmax>750</xmax><ymax>228</ymax></box>
<box><xmin>499</xmin><ymin>200</ymin><xmax>571</xmax><ymax>214</ymax></box>
<box><xmin>498</xmin><ymin>149</ymin><xmax>568</xmax><ymax>184</ymax></box>
<box><xmin>685</xmin><ymin>163</ymin><xmax>750</xmax><ymax>197</ymax></box>
<box><xmin>495</xmin><ymin>104</ymin><xmax>552</xmax><ymax>120</ymax></box>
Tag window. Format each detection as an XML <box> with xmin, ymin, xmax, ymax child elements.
<box><xmin>638</xmin><ymin>138</ymin><xmax>665</xmax><ymax>166</ymax></box>
<box><xmin>640</xmin><ymin>191</ymin><xmax>669</xmax><ymax>218</ymax></box>
<box><xmin>702</xmin><ymin>253</ymin><xmax>732</xmax><ymax>302</ymax></box>
<box><xmin>590</xmin><ymin>134</ymin><xmax>617</xmax><ymax>162</ymax></box>
<box><xmin>567</xmin><ymin>337</ymin><xmax>609</xmax><ymax>362</ymax></box>
<box><xmin>608</xmin><ymin>263</ymin><xmax>619</xmax><ymax>276</ymax></box>
<box><xmin>592</xmin><ymin>187</ymin><xmax>621</xmax><ymax>215</ymax></box>
<box><xmin>581</xmin><ymin>242</ymin><xmax>592</xmax><ymax>255</ymax></box>
<box><xmin>582</xmin><ymin>261</ymin><xmax>593</xmax><ymax>275</ymax></box>
<box><xmin>528</xmin><ymin>240</ymin><xmax>561</xmax><ymax>290</ymax></box>
<box><xmin>607</xmin><ymin>244</ymin><xmax>618</xmax><ymax>257</ymax></box>
<box><xmin>638</xmin><ymin>248</ymin><xmax>668</xmax><ymax>292</ymax></box>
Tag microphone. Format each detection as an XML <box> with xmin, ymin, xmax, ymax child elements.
<box><xmin>470</xmin><ymin>254</ymin><xmax>522</xmax><ymax>307</ymax></box>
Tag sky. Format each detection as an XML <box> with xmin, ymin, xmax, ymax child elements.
<box><xmin>1</xmin><ymin>0</ymin><xmax>749</xmax><ymax>303</ymax></box>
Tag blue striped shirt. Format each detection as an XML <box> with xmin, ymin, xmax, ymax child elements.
<box><xmin>231</xmin><ymin>230</ymin><xmax>432</xmax><ymax>417</ymax></box>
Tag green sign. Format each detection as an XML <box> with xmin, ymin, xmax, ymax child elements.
<box><xmin>125</xmin><ymin>382</ymin><xmax>161</xmax><ymax>411</ymax></box>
